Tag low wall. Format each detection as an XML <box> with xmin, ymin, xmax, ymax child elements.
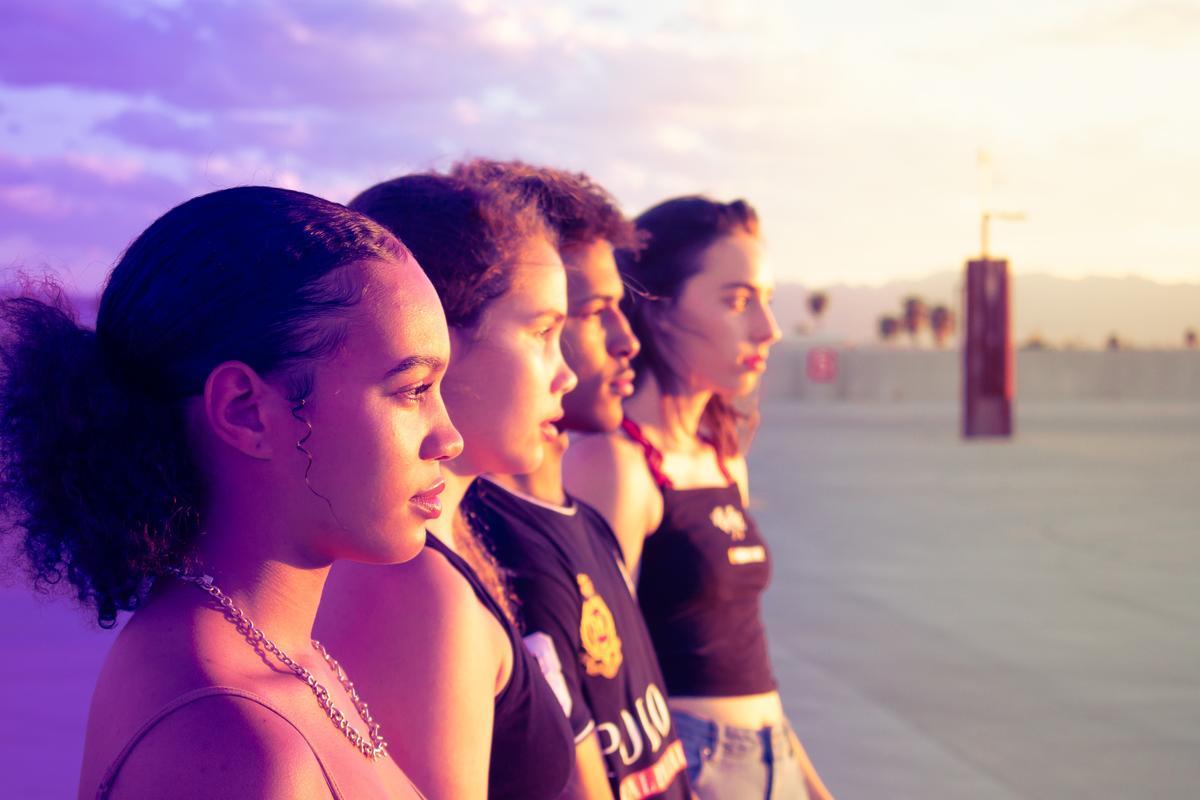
<box><xmin>760</xmin><ymin>342</ymin><xmax>1200</xmax><ymax>403</ymax></box>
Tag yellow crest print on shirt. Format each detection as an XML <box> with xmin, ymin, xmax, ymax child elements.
<box><xmin>577</xmin><ymin>573</ymin><xmax>623</xmax><ymax>679</ymax></box>
<box><xmin>710</xmin><ymin>504</ymin><xmax>748</xmax><ymax>541</ymax></box>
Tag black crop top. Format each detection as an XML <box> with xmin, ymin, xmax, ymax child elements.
<box><xmin>621</xmin><ymin>418</ymin><xmax>777</xmax><ymax>698</ymax></box>
<box><xmin>423</xmin><ymin>532</ymin><xmax>574</xmax><ymax>800</ymax></box>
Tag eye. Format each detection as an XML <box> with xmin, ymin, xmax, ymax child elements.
<box><xmin>570</xmin><ymin>305</ymin><xmax>603</xmax><ymax>321</ymax></box>
<box><xmin>726</xmin><ymin>294</ymin><xmax>750</xmax><ymax>312</ymax></box>
<box><xmin>393</xmin><ymin>382</ymin><xmax>433</xmax><ymax>404</ymax></box>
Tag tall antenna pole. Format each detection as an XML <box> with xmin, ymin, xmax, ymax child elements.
<box><xmin>977</xmin><ymin>150</ymin><xmax>1026</xmax><ymax>258</ymax></box>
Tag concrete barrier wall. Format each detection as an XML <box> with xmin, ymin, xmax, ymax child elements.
<box><xmin>760</xmin><ymin>342</ymin><xmax>1200</xmax><ymax>403</ymax></box>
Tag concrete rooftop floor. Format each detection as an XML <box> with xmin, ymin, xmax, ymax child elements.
<box><xmin>755</xmin><ymin>402</ymin><xmax>1200</xmax><ymax>800</ymax></box>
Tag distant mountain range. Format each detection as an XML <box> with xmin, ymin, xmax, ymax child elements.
<box><xmin>777</xmin><ymin>272</ymin><xmax>1200</xmax><ymax>348</ymax></box>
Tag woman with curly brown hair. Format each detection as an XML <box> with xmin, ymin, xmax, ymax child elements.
<box><xmin>0</xmin><ymin>186</ymin><xmax>463</xmax><ymax>798</ymax></box>
<box><xmin>317</xmin><ymin>167</ymin><xmax>578</xmax><ymax>800</ymax></box>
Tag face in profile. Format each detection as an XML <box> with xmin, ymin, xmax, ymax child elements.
<box><xmin>560</xmin><ymin>239</ymin><xmax>639</xmax><ymax>434</ymax></box>
<box><xmin>662</xmin><ymin>232</ymin><xmax>782</xmax><ymax>397</ymax></box>
<box><xmin>439</xmin><ymin>235</ymin><xmax>577</xmax><ymax>476</ymax></box>
<box><xmin>290</xmin><ymin>254</ymin><xmax>463</xmax><ymax>565</ymax></box>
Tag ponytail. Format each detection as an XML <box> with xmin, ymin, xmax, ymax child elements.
<box><xmin>0</xmin><ymin>286</ymin><xmax>200</xmax><ymax>627</ymax></box>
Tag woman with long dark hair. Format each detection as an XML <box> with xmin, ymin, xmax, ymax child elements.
<box><xmin>566</xmin><ymin>197</ymin><xmax>835</xmax><ymax>799</ymax></box>
<box><xmin>0</xmin><ymin>186</ymin><xmax>461</xmax><ymax>799</ymax></box>
<box><xmin>317</xmin><ymin>168</ymin><xmax>577</xmax><ymax>800</ymax></box>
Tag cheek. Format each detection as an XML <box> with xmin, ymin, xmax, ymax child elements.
<box><xmin>679</xmin><ymin>320</ymin><xmax>736</xmax><ymax>365</ymax></box>
<box><xmin>444</xmin><ymin>346</ymin><xmax>540</xmax><ymax>453</ymax></box>
<box><xmin>563</xmin><ymin>332</ymin><xmax>603</xmax><ymax>385</ymax></box>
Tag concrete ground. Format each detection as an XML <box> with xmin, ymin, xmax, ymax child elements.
<box><xmin>754</xmin><ymin>402</ymin><xmax>1200</xmax><ymax>800</ymax></box>
<box><xmin>2</xmin><ymin>401</ymin><xmax>1198</xmax><ymax>798</ymax></box>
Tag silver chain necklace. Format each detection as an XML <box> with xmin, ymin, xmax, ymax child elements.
<box><xmin>173</xmin><ymin>570</ymin><xmax>388</xmax><ymax>761</ymax></box>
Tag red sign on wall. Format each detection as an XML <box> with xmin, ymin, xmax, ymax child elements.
<box><xmin>806</xmin><ymin>347</ymin><xmax>838</xmax><ymax>383</ymax></box>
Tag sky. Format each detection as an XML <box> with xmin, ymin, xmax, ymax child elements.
<box><xmin>1</xmin><ymin>0</ymin><xmax>1198</xmax><ymax>292</ymax></box>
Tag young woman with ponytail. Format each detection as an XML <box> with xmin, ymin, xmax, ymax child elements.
<box><xmin>0</xmin><ymin>186</ymin><xmax>462</xmax><ymax>799</ymax></box>
<box><xmin>565</xmin><ymin>197</ymin><xmax>835</xmax><ymax>800</ymax></box>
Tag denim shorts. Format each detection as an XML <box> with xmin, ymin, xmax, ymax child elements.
<box><xmin>674</xmin><ymin>709</ymin><xmax>810</xmax><ymax>800</ymax></box>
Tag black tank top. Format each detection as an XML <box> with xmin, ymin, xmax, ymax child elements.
<box><xmin>622</xmin><ymin>418</ymin><xmax>777</xmax><ymax>697</ymax></box>
<box><xmin>424</xmin><ymin>532</ymin><xmax>574</xmax><ymax>800</ymax></box>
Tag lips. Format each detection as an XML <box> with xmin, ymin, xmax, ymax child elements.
<box><xmin>540</xmin><ymin>411</ymin><xmax>565</xmax><ymax>440</ymax></box>
<box><xmin>410</xmin><ymin>478</ymin><xmax>445</xmax><ymax>519</ymax></box>
<box><xmin>610</xmin><ymin>367</ymin><xmax>636</xmax><ymax>397</ymax></box>
<box><xmin>741</xmin><ymin>354</ymin><xmax>768</xmax><ymax>372</ymax></box>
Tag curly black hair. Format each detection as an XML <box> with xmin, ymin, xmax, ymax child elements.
<box><xmin>0</xmin><ymin>186</ymin><xmax>405</xmax><ymax>627</ymax></box>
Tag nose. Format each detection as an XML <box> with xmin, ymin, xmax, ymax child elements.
<box><xmin>753</xmin><ymin>301</ymin><xmax>782</xmax><ymax>348</ymax></box>
<box><xmin>422</xmin><ymin>393</ymin><xmax>464</xmax><ymax>462</ymax></box>
<box><xmin>608</xmin><ymin>308</ymin><xmax>640</xmax><ymax>360</ymax></box>
<box><xmin>552</xmin><ymin>346</ymin><xmax>579</xmax><ymax>398</ymax></box>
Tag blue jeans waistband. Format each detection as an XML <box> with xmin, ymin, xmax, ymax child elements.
<box><xmin>673</xmin><ymin>709</ymin><xmax>794</xmax><ymax>763</ymax></box>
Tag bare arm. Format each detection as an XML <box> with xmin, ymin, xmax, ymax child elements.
<box><xmin>564</xmin><ymin>433</ymin><xmax>662</xmax><ymax>578</ymax></box>
<box><xmin>558</xmin><ymin>730</ymin><xmax>617</xmax><ymax>800</ymax></box>
<box><xmin>317</xmin><ymin>553</ymin><xmax>507</xmax><ymax>800</ymax></box>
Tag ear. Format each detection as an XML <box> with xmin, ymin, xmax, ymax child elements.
<box><xmin>202</xmin><ymin>361</ymin><xmax>280</xmax><ymax>460</ymax></box>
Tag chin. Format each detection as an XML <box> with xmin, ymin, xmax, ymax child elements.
<box><xmin>730</xmin><ymin>372</ymin><xmax>764</xmax><ymax>396</ymax></box>
<box><xmin>381</xmin><ymin>525</ymin><xmax>429</xmax><ymax>564</ymax></box>
<box><xmin>597</xmin><ymin>399</ymin><xmax>626</xmax><ymax>432</ymax></box>
<box><xmin>347</xmin><ymin>524</ymin><xmax>426</xmax><ymax>567</ymax></box>
<box><xmin>496</xmin><ymin>443</ymin><xmax>544</xmax><ymax>477</ymax></box>
<box><xmin>563</xmin><ymin>407</ymin><xmax>617</xmax><ymax>435</ymax></box>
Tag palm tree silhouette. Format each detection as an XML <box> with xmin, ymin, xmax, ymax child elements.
<box><xmin>807</xmin><ymin>290</ymin><xmax>829</xmax><ymax>330</ymax></box>
<box><xmin>902</xmin><ymin>296</ymin><xmax>927</xmax><ymax>347</ymax></box>
<box><xmin>878</xmin><ymin>315</ymin><xmax>901</xmax><ymax>344</ymax></box>
<box><xmin>929</xmin><ymin>304</ymin><xmax>955</xmax><ymax>348</ymax></box>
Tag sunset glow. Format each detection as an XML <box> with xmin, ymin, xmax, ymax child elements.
<box><xmin>1</xmin><ymin>0</ymin><xmax>1198</xmax><ymax>290</ymax></box>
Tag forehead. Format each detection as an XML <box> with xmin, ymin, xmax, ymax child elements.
<box><xmin>563</xmin><ymin>238</ymin><xmax>623</xmax><ymax>302</ymax></box>
<box><xmin>693</xmin><ymin>232</ymin><xmax>774</xmax><ymax>290</ymax></box>
<box><xmin>482</xmin><ymin>235</ymin><xmax>567</xmax><ymax>323</ymax></box>
<box><xmin>352</xmin><ymin>255</ymin><xmax>450</xmax><ymax>359</ymax></box>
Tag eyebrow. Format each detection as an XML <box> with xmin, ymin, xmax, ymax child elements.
<box><xmin>529</xmin><ymin>310</ymin><xmax>567</xmax><ymax>324</ymax></box>
<box><xmin>720</xmin><ymin>282</ymin><xmax>774</xmax><ymax>294</ymax></box>
<box><xmin>383</xmin><ymin>355</ymin><xmax>445</xmax><ymax>379</ymax></box>
<box><xmin>571</xmin><ymin>292</ymin><xmax>619</xmax><ymax>308</ymax></box>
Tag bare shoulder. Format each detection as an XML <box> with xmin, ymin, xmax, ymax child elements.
<box><xmin>318</xmin><ymin>548</ymin><xmax>499</xmax><ymax>675</ymax></box>
<box><xmin>101</xmin><ymin>691</ymin><xmax>333</xmax><ymax>800</ymax></box>
<box><xmin>322</xmin><ymin>546</ymin><xmax>479</xmax><ymax>623</ymax></box>
<box><xmin>564</xmin><ymin>431</ymin><xmax>659</xmax><ymax>506</ymax></box>
<box><xmin>725</xmin><ymin>454</ymin><xmax>751</xmax><ymax>504</ymax></box>
<box><xmin>565</xmin><ymin>432</ymin><xmax>662</xmax><ymax>574</ymax></box>
<box><xmin>317</xmin><ymin>546</ymin><xmax>500</xmax><ymax>799</ymax></box>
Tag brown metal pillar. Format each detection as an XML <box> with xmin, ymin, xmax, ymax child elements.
<box><xmin>963</xmin><ymin>258</ymin><xmax>1013</xmax><ymax>438</ymax></box>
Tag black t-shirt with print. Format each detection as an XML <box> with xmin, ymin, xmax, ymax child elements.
<box><xmin>464</xmin><ymin>477</ymin><xmax>690</xmax><ymax>800</ymax></box>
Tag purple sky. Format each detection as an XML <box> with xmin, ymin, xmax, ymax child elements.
<box><xmin>2</xmin><ymin>0</ymin><xmax>1198</xmax><ymax>291</ymax></box>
